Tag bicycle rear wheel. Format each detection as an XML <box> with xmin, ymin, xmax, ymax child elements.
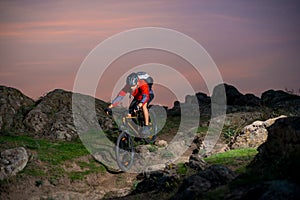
<box><xmin>115</xmin><ymin>131</ymin><xmax>134</xmax><ymax>172</ymax></box>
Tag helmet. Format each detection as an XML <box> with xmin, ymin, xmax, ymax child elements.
<box><xmin>126</xmin><ymin>73</ymin><xmax>138</xmax><ymax>86</ymax></box>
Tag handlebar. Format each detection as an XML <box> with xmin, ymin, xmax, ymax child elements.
<box><xmin>104</xmin><ymin>108</ymin><xmax>112</xmax><ymax>116</ymax></box>
<box><xmin>105</xmin><ymin>103</ymin><xmax>142</xmax><ymax>116</ymax></box>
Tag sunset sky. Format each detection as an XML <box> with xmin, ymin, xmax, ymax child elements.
<box><xmin>1</xmin><ymin>0</ymin><xmax>299</xmax><ymax>106</ymax></box>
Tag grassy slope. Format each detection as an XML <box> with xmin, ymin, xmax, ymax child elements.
<box><xmin>0</xmin><ymin>135</ymin><xmax>106</xmax><ymax>183</ymax></box>
<box><xmin>204</xmin><ymin>148</ymin><xmax>258</xmax><ymax>173</ymax></box>
<box><xmin>0</xmin><ymin>132</ymin><xmax>258</xmax><ymax>199</ymax></box>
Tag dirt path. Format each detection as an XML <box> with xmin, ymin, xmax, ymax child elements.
<box><xmin>0</xmin><ymin>155</ymin><xmax>138</xmax><ymax>200</ymax></box>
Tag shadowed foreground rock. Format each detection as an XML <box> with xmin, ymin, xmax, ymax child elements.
<box><xmin>172</xmin><ymin>165</ymin><xmax>236</xmax><ymax>200</ymax></box>
<box><xmin>249</xmin><ymin>117</ymin><xmax>300</xmax><ymax>181</ymax></box>
<box><xmin>226</xmin><ymin>117</ymin><xmax>300</xmax><ymax>200</ymax></box>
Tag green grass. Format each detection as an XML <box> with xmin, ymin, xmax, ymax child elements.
<box><xmin>0</xmin><ymin>135</ymin><xmax>89</xmax><ymax>164</ymax></box>
<box><xmin>176</xmin><ymin>163</ymin><xmax>188</xmax><ymax>175</ymax></box>
<box><xmin>38</xmin><ymin>140</ymin><xmax>89</xmax><ymax>165</ymax></box>
<box><xmin>204</xmin><ymin>148</ymin><xmax>258</xmax><ymax>173</ymax></box>
<box><xmin>148</xmin><ymin>145</ymin><xmax>158</xmax><ymax>152</ymax></box>
<box><xmin>68</xmin><ymin>159</ymin><xmax>106</xmax><ymax>181</ymax></box>
<box><xmin>0</xmin><ymin>135</ymin><xmax>106</xmax><ymax>182</ymax></box>
<box><xmin>197</xmin><ymin>126</ymin><xmax>209</xmax><ymax>133</ymax></box>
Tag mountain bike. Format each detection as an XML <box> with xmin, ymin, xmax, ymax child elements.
<box><xmin>115</xmin><ymin>106</ymin><xmax>158</xmax><ymax>172</ymax></box>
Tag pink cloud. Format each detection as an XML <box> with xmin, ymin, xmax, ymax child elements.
<box><xmin>1</xmin><ymin>0</ymin><xmax>299</xmax><ymax>105</ymax></box>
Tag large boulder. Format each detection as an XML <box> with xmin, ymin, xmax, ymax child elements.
<box><xmin>225</xmin><ymin>180</ymin><xmax>300</xmax><ymax>200</ymax></box>
<box><xmin>0</xmin><ymin>147</ymin><xmax>29</xmax><ymax>180</ymax></box>
<box><xmin>230</xmin><ymin>115</ymin><xmax>287</xmax><ymax>149</ymax></box>
<box><xmin>173</xmin><ymin>165</ymin><xmax>237</xmax><ymax>200</ymax></box>
<box><xmin>0</xmin><ymin>86</ymin><xmax>34</xmax><ymax>133</ymax></box>
<box><xmin>248</xmin><ymin>117</ymin><xmax>300</xmax><ymax>182</ymax></box>
<box><xmin>132</xmin><ymin>170</ymin><xmax>181</xmax><ymax>194</ymax></box>
<box><xmin>24</xmin><ymin>89</ymin><xmax>109</xmax><ymax>140</ymax></box>
<box><xmin>225</xmin><ymin>117</ymin><xmax>300</xmax><ymax>199</ymax></box>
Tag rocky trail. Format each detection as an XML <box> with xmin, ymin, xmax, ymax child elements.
<box><xmin>1</xmin><ymin>84</ymin><xmax>300</xmax><ymax>199</ymax></box>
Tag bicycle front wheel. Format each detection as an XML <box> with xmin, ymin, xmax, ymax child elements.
<box><xmin>115</xmin><ymin>131</ymin><xmax>134</xmax><ymax>172</ymax></box>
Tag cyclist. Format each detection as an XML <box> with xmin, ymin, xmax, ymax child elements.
<box><xmin>107</xmin><ymin>72</ymin><xmax>154</xmax><ymax>135</ymax></box>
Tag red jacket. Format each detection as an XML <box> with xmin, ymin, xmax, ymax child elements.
<box><xmin>112</xmin><ymin>79</ymin><xmax>150</xmax><ymax>106</ymax></box>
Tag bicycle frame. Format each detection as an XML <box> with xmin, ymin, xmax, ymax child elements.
<box><xmin>115</xmin><ymin>107</ymin><xmax>157</xmax><ymax>171</ymax></box>
<box><xmin>121</xmin><ymin>110</ymin><xmax>145</xmax><ymax>137</ymax></box>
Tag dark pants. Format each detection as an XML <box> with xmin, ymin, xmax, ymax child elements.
<box><xmin>129</xmin><ymin>93</ymin><xmax>154</xmax><ymax>115</ymax></box>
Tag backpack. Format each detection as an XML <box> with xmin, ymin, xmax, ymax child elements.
<box><xmin>137</xmin><ymin>72</ymin><xmax>153</xmax><ymax>90</ymax></box>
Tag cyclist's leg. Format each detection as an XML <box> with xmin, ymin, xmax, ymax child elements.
<box><xmin>144</xmin><ymin>93</ymin><xmax>154</xmax><ymax>122</ymax></box>
<box><xmin>142</xmin><ymin>93</ymin><xmax>154</xmax><ymax>127</ymax></box>
<box><xmin>142</xmin><ymin>102</ymin><xmax>149</xmax><ymax>126</ymax></box>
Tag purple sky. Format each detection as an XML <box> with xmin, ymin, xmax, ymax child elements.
<box><xmin>1</xmin><ymin>0</ymin><xmax>300</xmax><ymax>106</ymax></box>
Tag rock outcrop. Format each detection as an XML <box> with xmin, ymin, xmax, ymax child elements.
<box><xmin>0</xmin><ymin>147</ymin><xmax>29</xmax><ymax>180</ymax></box>
<box><xmin>230</xmin><ymin>115</ymin><xmax>287</xmax><ymax>149</ymax></box>
<box><xmin>248</xmin><ymin>117</ymin><xmax>300</xmax><ymax>182</ymax></box>
<box><xmin>128</xmin><ymin>159</ymin><xmax>236</xmax><ymax>200</ymax></box>
<box><xmin>211</xmin><ymin>83</ymin><xmax>261</xmax><ymax>107</ymax></box>
<box><xmin>170</xmin><ymin>83</ymin><xmax>300</xmax><ymax>118</ymax></box>
<box><xmin>225</xmin><ymin>180</ymin><xmax>300</xmax><ymax>200</ymax></box>
<box><xmin>0</xmin><ymin>86</ymin><xmax>34</xmax><ymax>133</ymax></box>
<box><xmin>261</xmin><ymin>89</ymin><xmax>300</xmax><ymax>116</ymax></box>
<box><xmin>261</xmin><ymin>89</ymin><xmax>300</xmax><ymax>106</ymax></box>
<box><xmin>23</xmin><ymin>89</ymin><xmax>109</xmax><ymax>140</ymax></box>
<box><xmin>225</xmin><ymin>117</ymin><xmax>300</xmax><ymax>200</ymax></box>
<box><xmin>172</xmin><ymin>165</ymin><xmax>236</xmax><ymax>200</ymax></box>
<box><xmin>0</xmin><ymin>86</ymin><xmax>114</xmax><ymax>140</ymax></box>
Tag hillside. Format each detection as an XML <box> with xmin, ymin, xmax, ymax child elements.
<box><xmin>0</xmin><ymin>84</ymin><xmax>300</xmax><ymax>199</ymax></box>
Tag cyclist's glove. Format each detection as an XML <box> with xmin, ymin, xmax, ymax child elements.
<box><xmin>104</xmin><ymin>108</ymin><xmax>112</xmax><ymax>116</ymax></box>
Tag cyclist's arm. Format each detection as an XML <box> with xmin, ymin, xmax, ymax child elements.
<box><xmin>139</xmin><ymin>82</ymin><xmax>150</xmax><ymax>106</ymax></box>
<box><xmin>111</xmin><ymin>96</ymin><xmax>123</xmax><ymax>107</ymax></box>
<box><xmin>110</xmin><ymin>85</ymin><xmax>130</xmax><ymax>107</ymax></box>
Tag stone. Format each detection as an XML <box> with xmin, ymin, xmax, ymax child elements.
<box><xmin>0</xmin><ymin>86</ymin><xmax>34</xmax><ymax>132</ymax></box>
<box><xmin>249</xmin><ymin>117</ymin><xmax>300</xmax><ymax>182</ymax></box>
<box><xmin>23</xmin><ymin>89</ymin><xmax>108</xmax><ymax>140</ymax></box>
<box><xmin>188</xmin><ymin>153</ymin><xmax>208</xmax><ymax>171</ymax></box>
<box><xmin>263</xmin><ymin>115</ymin><xmax>286</xmax><ymax>127</ymax></box>
<box><xmin>0</xmin><ymin>147</ymin><xmax>29</xmax><ymax>180</ymax></box>
<box><xmin>225</xmin><ymin>180</ymin><xmax>300</xmax><ymax>200</ymax></box>
<box><xmin>231</xmin><ymin>115</ymin><xmax>287</xmax><ymax>149</ymax></box>
<box><xmin>155</xmin><ymin>139</ymin><xmax>168</xmax><ymax>147</ymax></box>
<box><xmin>24</xmin><ymin>109</ymin><xmax>49</xmax><ymax>133</ymax></box>
<box><xmin>173</xmin><ymin>165</ymin><xmax>237</xmax><ymax>199</ymax></box>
